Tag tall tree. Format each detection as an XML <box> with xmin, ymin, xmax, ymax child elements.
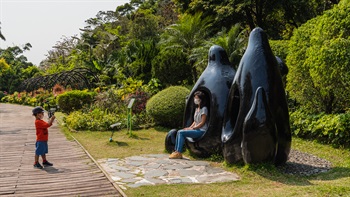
<box><xmin>0</xmin><ymin>44</ymin><xmax>39</xmax><ymax>93</ymax></box>
<box><xmin>129</xmin><ymin>9</ymin><xmax>161</xmax><ymax>41</ymax></box>
<box><xmin>173</xmin><ymin>0</ymin><xmax>339</xmax><ymax>39</ymax></box>
<box><xmin>159</xmin><ymin>12</ymin><xmax>213</xmax><ymax>83</ymax></box>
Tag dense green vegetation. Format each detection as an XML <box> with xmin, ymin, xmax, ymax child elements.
<box><xmin>1</xmin><ymin>1</ymin><xmax>350</xmax><ymax>150</ymax></box>
<box><xmin>146</xmin><ymin>86</ymin><xmax>190</xmax><ymax>127</ymax></box>
<box><xmin>286</xmin><ymin>1</ymin><xmax>350</xmax><ymax>114</ymax></box>
<box><xmin>0</xmin><ymin>0</ymin><xmax>341</xmax><ymax>93</ymax></box>
<box><xmin>57</xmin><ymin>90</ymin><xmax>97</xmax><ymax>113</ymax></box>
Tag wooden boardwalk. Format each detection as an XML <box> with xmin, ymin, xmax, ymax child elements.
<box><xmin>0</xmin><ymin>104</ymin><xmax>123</xmax><ymax>197</ymax></box>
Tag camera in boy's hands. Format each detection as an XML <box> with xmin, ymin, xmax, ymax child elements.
<box><xmin>48</xmin><ymin>107</ymin><xmax>56</xmax><ymax>118</ymax></box>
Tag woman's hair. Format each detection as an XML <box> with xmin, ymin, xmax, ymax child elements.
<box><xmin>194</xmin><ymin>90</ymin><xmax>207</xmax><ymax>108</ymax></box>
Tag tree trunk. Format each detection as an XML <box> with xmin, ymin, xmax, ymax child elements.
<box><xmin>244</xmin><ymin>8</ymin><xmax>256</xmax><ymax>30</ymax></box>
<box><xmin>190</xmin><ymin>60</ymin><xmax>197</xmax><ymax>84</ymax></box>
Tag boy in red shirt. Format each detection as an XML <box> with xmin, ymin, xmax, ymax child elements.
<box><xmin>32</xmin><ymin>106</ymin><xmax>55</xmax><ymax>169</ymax></box>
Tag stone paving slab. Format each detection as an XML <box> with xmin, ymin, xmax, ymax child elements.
<box><xmin>98</xmin><ymin>154</ymin><xmax>240</xmax><ymax>189</ymax></box>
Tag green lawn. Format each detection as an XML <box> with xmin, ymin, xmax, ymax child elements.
<box><xmin>57</xmin><ymin>113</ymin><xmax>350</xmax><ymax>197</ymax></box>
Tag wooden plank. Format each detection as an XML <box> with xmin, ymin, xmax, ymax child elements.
<box><xmin>0</xmin><ymin>104</ymin><xmax>123</xmax><ymax>197</ymax></box>
<box><xmin>15</xmin><ymin>185</ymin><xmax>119</xmax><ymax>196</ymax></box>
<box><xmin>0</xmin><ymin>186</ymin><xmax>15</xmax><ymax>195</ymax></box>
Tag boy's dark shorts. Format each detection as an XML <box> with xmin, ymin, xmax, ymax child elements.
<box><xmin>35</xmin><ymin>141</ymin><xmax>48</xmax><ymax>155</ymax></box>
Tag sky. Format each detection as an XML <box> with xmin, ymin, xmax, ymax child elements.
<box><xmin>0</xmin><ymin>0</ymin><xmax>129</xmax><ymax>65</ymax></box>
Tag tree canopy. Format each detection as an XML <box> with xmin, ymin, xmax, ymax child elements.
<box><xmin>0</xmin><ymin>0</ymin><xmax>345</xmax><ymax>116</ymax></box>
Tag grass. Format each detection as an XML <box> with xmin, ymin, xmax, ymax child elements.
<box><xmin>56</xmin><ymin>113</ymin><xmax>350</xmax><ymax>197</ymax></box>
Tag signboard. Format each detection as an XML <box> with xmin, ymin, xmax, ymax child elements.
<box><xmin>127</xmin><ymin>98</ymin><xmax>135</xmax><ymax>109</ymax></box>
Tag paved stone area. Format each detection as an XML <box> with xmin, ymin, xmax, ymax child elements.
<box><xmin>98</xmin><ymin>154</ymin><xmax>240</xmax><ymax>189</ymax></box>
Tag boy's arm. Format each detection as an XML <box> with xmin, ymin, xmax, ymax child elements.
<box><xmin>48</xmin><ymin>115</ymin><xmax>56</xmax><ymax>126</ymax></box>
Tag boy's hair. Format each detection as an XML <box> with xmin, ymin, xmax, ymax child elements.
<box><xmin>32</xmin><ymin>106</ymin><xmax>44</xmax><ymax>116</ymax></box>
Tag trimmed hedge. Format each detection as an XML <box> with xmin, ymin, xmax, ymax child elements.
<box><xmin>57</xmin><ymin>90</ymin><xmax>96</xmax><ymax>113</ymax></box>
<box><xmin>65</xmin><ymin>108</ymin><xmax>124</xmax><ymax>131</ymax></box>
<box><xmin>290</xmin><ymin>109</ymin><xmax>350</xmax><ymax>147</ymax></box>
<box><xmin>146</xmin><ymin>86</ymin><xmax>190</xmax><ymax>128</ymax></box>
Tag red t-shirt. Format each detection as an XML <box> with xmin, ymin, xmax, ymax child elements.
<box><xmin>35</xmin><ymin>119</ymin><xmax>51</xmax><ymax>141</ymax></box>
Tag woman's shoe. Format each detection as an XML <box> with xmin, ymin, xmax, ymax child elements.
<box><xmin>169</xmin><ymin>151</ymin><xmax>183</xmax><ymax>159</ymax></box>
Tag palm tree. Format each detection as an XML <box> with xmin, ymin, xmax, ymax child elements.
<box><xmin>159</xmin><ymin>12</ymin><xmax>213</xmax><ymax>83</ymax></box>
<box><xmin>191</xmin><ymin>24</ymin><xmax>248</xmax><ymax>72</ymax></box>
<box><xmin>211</xmin><ymin>24</ymin><xmax>247</xmax><ymax>68</ymax></box>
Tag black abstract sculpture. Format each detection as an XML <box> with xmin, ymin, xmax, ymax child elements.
<box><xmin>165</xmin><ymin>45</ymin><xmax>236</xmax><ymax>156</ymax></box>
<box><xmin>221</xmin><ymin>27</ymin><xmax>291</xmax><ymax>165</ymax></box>
<box><xmin>165</xmin><ymin>28</ymin><xmax>291</xmax><ymax>166</ymax></box>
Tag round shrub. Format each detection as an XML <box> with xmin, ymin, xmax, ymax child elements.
<box><xmin>146</xmin><ymin>86</ymin><xmax>190</xmax><ymax>128</ymax></box>
<box><xmin>57</xmin><ymin>90</ymin><xmax>96</xmax><ymax>113</ymax></box>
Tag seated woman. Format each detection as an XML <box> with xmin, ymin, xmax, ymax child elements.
<box><xmin>169</xmin><ymin>90</ymin><xmax>208</xmax><ymax>159</ymax></box>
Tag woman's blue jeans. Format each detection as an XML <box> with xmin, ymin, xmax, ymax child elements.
<box><xmin>175</xmin><ymin>129</ymin><xmax>205</xmax><ymax>153</ymax></box>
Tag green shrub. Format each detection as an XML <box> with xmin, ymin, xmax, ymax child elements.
<box><xmin>94</xmin><ymin>87</ymin><xmax>126</xmax><ymax>114</ymax></box>
<box><xmin>269</xmin><ymin>40</ymin><xmax>289</xmax><ymax>62</ymax></box>
<box><xmin>57</xmin><ymin>90</ymin><xmax>96</xmax><ymax>113</ymax></box>
<box><xmin>286</xmin><ymin>3</ymin><xmax>350</xmax><ymax>114</ymax></box>
<box><xmin>1</xmin><ymin>95</ymin><xmax>12</xmax><ymax>103</ymax></box>
<box><xmin>65</xmin><ymin>108</ymin><xmax>125</xmax><ymax>131</ymax></box>
<box><xmin>43</xmin><ymin>96</ymin><xmax>57</xmax><ymax>111</ymax></box>
<box><xmin>151</xmin><ymin>48</ymin><xmax>192</xmax><ymax>86</ymax></box>
<box><xmin>0</xmin><ymin>91</ymin><xmax>6</xmax><ymax>101</ymax></box>
<box><xmin>290</xmin><ymin>109</ymin><xmax>350</xmax><ymax>147</ymax></box>
<box><xmin>146</xmin><ymin>86</ymin><xmax>190</xmax><ymax>128</ymax></box>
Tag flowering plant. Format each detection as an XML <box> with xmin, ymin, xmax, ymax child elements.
<box><xmin>124</xmin><ymin>90</ymin><xmax>150</xmax><ymax>114</ymax></box>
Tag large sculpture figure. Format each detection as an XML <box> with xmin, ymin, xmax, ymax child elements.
<box><xmin>165</xmin><ymin>45</ymin><xmax>236</xmax><ymax>157</ymax></box>
<box><xmin>221</xmin><ymin>27</ymin><xmax>291</xmax><ymax>165</ymax></box>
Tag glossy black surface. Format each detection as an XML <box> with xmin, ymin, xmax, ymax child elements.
<box><xmin>222</xmin><ymin>27</ymin><xmax>291</xmax><ymax>165</ymax></box>
<box><xmin>276</xmin><ymin>56</ymin><xmax>289</xmax><ymax>77</ymax></box>
<box><xmin>242</xmin><ymin>87</ymin><xmax>277</xmax><ymax>164</ymax></box>
<box><xmin>184</xmin><ymin>45</ymin><xmax>236</xmax><ymax>157</ymax></box>
<box><xmin>165</xmin><ymin>129</ymin><xmax>178</xmax><ymax>153</ymax></box>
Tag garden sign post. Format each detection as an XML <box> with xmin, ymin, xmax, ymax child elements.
<box><xmin>127</xmin><ymin>98</ymin><xmax>135</xmax><ymax>136</ymax></box>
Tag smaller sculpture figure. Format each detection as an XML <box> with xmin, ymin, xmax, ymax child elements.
<box><xmin>165</xmin><ymin>45</ymin><xmax>235</xmax><ymax>157</ymax></box>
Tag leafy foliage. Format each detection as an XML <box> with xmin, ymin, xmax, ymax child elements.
<box><xmin>173</xmin><ymin>0</ymin><xmax>338</xmax><ymax>39</ymax></box>
<box><xmin>56</xmin><ymin>90</ymin><xmax>96</xmax><ymax>113</ymax></box>
<box><xmin>0</xmin><ymin>44</ymin><xmax>39</xmax><ymax>93</ymax></box>
<box><xmin>146</xmin><ymin>86</ymin><xmax>190</xmax><ymax>128</ymax></box>
<box><xmin>65</xmin><ymin>108</ymin><xmax>124</xmax><ymax>131</ymax></box>
<box><xmin>124</xmin><ymin>90</ymin><xmax>150</xmax><ymax>114</ymax></box>
<box><xmin>159</xmin><ymin>12</ymin><xmax>213</xmax><ymax>83</ymax></box>
<box><xmin>269</xmin><ymin>40</ymin><xmax>289</xmax><ymax>62</ymax></box>
<box><xmin>151</xmin><ymin>47</ymin><xmax>191</xmax><ymax>86</ymax></box>
<box><xmin>290</xmin><ymin>109</ymin><xmax>350</xmax><ymax>147</ymax></box>
<box><xmin>286</xmin><ymin>3</ymin><xmax>350</xmax><ymax>114</ymax></box>
<box><xmin>0</xmin><ymin>91</ymin><xmax>6</xmax><ymax>100</ymax></box>
<box><xmin>0</xmin><ymin>89</ymin><xmax>54</xmax><ymax>107</ymax></box>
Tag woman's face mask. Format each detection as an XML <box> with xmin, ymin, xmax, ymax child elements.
<box><xmin>194</xmin><ymin>98</ymin><xmax>201</xmax><ymax>105</ymax></box>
